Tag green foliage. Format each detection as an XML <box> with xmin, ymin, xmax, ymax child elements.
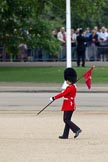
<box><xmin>0</xmin><ymin>0</ymin><xmax>60</xmax><ymax>56</ymax></box>
<box><xmin>0</xmin><ymin>0</ymin><xmax>107</xmax><ymax>59</ymax></box>
<box><xmin>71</xmin><ymin>0</ymin><xmax>105</xmax><ymax>28</ymax></box>
<box><xmin>26</xmin><ymin>18</ymin><xmax>61</xmax><ymax>56</ymax></box>
<box><xmin>0</xmin><ymin>0</ymin><xmax>34</xmax><ymax>54</ymax></box>
<box><xmin>47</xmin><ymin>0</ymin><xmax>105</xmax><ymax>29</ymax></box>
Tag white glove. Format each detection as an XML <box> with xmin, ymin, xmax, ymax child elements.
<box><xmin>50</xmin><ymin>97</ymin><xmax>55</xmax><ymax>101</ymax></box>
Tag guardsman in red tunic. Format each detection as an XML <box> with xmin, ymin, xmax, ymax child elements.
<box><xmin>50</xmin><ymin>68</ymin><xmax>82</xmax><ymax>139</ymax></box>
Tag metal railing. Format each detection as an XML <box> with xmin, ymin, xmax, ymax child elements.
<box><xmin>0</xmin><ymin>46</ymin><xmax>108</xmax><ymax>62</ymax></box>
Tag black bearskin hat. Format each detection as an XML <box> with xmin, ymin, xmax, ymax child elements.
<box><xmin>64</xmin><ymin>68</ymin><xmax>77</xmax><ymax>84</ymax></box>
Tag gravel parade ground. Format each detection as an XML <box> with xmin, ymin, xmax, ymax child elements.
<box><xmin>0</xmin><ymin>91</ymin><xmax>108</xmax><ymax>162</ymax></box>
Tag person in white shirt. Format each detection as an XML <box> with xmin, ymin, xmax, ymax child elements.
<box><xmin>57</xmin><ymin>27</ymin><xmax>66</xmax><ymax>61</ymax></box>
<box><xmin>71</xmin><ymin>29</ymin><xmax>77</xmax><ymax>60</ymax></box>
<box><xmin>98</xmin><ymin>26</ymin><xmax>108</xmax><ymax>44</ymax></box>
<box><xmin>98</xmin><ymin>26</ymin><xmax>108</xmax><ymax>61</ymax></box>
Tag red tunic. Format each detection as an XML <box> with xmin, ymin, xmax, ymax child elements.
<box><xmin>54</xmin><ymin>84</ymin><xmax>77</xmax><ymax>111</ymax></box>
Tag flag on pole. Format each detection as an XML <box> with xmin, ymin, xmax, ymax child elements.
<box><xmin>83</xmin><ymin>66</ymin><xmax>95</xmax><ymax>89</ymax></box>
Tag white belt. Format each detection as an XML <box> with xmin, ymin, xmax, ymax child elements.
<box><xmin>64</xmin><ymin>98</ymin><xmax>68</xmax><ymax>100</ymax></box>
<box><xmin>64</xmin><ymin>97</ymin><xmax>74</xmax><ymax>106</ymax></box>
<box><xmin>64</xmin><ymin>97</ymin><xmax>73</xmax><ymax>100</ymax></box>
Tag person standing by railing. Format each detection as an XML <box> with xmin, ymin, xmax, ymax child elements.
<box><xmin>98</xmin><ymin>26</ymin><xmax>108</xmax><ymax>61</ymax></box>
<box><xmin>57</xmin><ymin>27</ymin><xmax>66</xmax><ymax>61</ymax></box>
<box><xmin>76</xmin><ymin>29</ymin><xmax>87</xmax><ymax>67</ymax></box>
<box><xmin>89</xmin><ymin>29</ymin><xmax>98</xmax><ymax>61</ymax></box>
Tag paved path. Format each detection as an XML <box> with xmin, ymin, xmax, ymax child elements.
<box><xmin>0</xmin><ymin>92</ymin><xmax>107</xmax><ymax>111</ymax></box>
<box><xmin>0</xmin><ymin>83</ymin><xmax>108</xmax><ymax>93</ymax></box>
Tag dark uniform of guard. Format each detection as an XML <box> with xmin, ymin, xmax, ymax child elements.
<box><xmin>76</xmin><ymin>29</ymin><xmax>87</xmax><ymax>67</ymax></box>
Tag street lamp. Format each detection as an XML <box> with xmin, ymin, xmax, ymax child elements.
<box><xmin>66</xmin><ymin>0</ymin><xmax>72</xmax><ymax>68</ymax></box>
<box><xmin>62</xmin><ymin>0</ymin><xmax>72</xmax><ymax>89</ymax></box>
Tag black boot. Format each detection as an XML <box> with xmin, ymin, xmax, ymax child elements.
<box><xmin>59</xmin><ymin>136</ymin><xmax>68</xmax><ymax>139</ymax></box>
<box><xmin>74</xmin><ymin>129</ymin><xmax>82</xmax><ymax>139</ymax></box>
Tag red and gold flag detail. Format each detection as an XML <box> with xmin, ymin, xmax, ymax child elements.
<box><xmin>83</xmin><ymin>66</ymin><xmax>95</xmax><ymax>89</ymax></box>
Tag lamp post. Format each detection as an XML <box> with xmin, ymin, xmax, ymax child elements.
<box><xmin>66</xmin><ymin>0</ymin><xmax>72</xmax><ymax>68</ymax></box>
<box><xmin>62</xmin><ymin>0</ymin><xmax>72</xmax><ymax>89</ymax></box>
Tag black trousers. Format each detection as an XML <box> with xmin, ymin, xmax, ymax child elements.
<box><xmin>77</xmin><ymin>49</ymin><xmax>85</xmax><ymax>67</ymax></box>
<box><xmin>62</xmin><ymin>111</ymin><xmax>80</xmax><ymax>138</ymax></box>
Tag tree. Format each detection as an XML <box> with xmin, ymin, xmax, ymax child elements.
<box><xmin>46</xmin><ymin>0</ymin><xmax>105</xmax><ymax>29</ymax></box>
<box><xmin>0</xmin><ymin>0</ymin><xmax>106</xmax><ymax>61</ymax></box>
<box><xmin>0</xmin><ymin>0</ymin><xmax>59</xmax><ymax>59</ymax></box>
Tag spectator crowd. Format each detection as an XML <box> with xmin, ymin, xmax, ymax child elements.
<box><xmin>0</xmin><ymin>25</ymin><xmax>108</xmax><ymax>65</ymax></box>
<box><xmin>52</xmin><ymin>25</ymin><xmax>108</xmax><ymax>66</ymax></box>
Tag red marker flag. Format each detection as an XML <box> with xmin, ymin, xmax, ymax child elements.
<box><xmin>83</xmin><ymin>66</ymin><xmax>95</xmax><ymax>89</ymax></box>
